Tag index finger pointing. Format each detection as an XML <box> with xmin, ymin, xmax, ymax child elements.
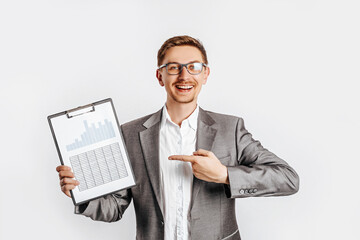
<box><xmin>168</xmin><ymin>155</ymin><xmax>196</xmax><ymax>163</ymax></box>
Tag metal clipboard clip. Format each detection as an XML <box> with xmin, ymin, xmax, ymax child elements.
<box><xmin>66</xmin><ymin>103</ymin><xmax>95</xmax><ymax>119</ymax></box>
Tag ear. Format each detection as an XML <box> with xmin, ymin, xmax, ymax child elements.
<box><xmin>156</xmin><ymin>69</ymin><xmax>165</xmax><ymax>86</ymax></box>
<box><xmin>202</xmin><ymin>66</ymin><xmax>210</xmax><ymax>85</ymax></box>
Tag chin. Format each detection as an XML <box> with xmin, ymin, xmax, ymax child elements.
<box><xmin>172</xmin><ymin>96</ymin><xmax>196</xmax><ymax>104</ymax></box>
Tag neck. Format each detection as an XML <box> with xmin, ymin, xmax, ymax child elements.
<box><xmin>165</xmin><ymin>100</ymin><xmax>197</xmax><ymax>126</ymax></box>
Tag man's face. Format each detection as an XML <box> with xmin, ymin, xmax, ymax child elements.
<box><xmin>156</xmin><ymin>46</ymin><xmax>210</xmax><ymax>105</ymax></box>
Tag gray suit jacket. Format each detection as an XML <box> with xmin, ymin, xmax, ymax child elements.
<box><xmin>75</xmin><ymin>108</ymin><xmax>299</xmax><ymax>240</ymax></box>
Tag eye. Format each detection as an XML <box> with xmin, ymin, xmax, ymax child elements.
<box><xmin>188</xmin><ymin>64</ymin><xmax>195</xmax><ymax>70</ymax></box>
<box><xmin>168</xmin><ymin>64</ymin><xmax>180</xmax><ymax>70</ymax></box>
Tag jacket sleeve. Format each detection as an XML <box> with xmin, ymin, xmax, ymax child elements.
<box><xmin>224</xmin><ymin>117</ymin><xmax>299</xmax><ymax>198</ymax></box>
<box><xmin>74</xmin><ymin>189</ymin><xmax>132</xmax><ymax>222</ymax></box>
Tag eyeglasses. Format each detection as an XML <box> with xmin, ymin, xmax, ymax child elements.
<box><xmin>158</xmin><ymin>62</ymin><xmax>207</xmax><ymax>75</ymax></box>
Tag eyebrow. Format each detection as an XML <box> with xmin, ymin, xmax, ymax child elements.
<box><xmin>166</xmin><ymin>61</ymin><xmax>202</xmax><ymax>64</ymax></box>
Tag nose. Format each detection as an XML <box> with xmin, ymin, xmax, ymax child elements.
<box><xmin>178</xmin><ymin>65</ymin><xmax>191</xmax><ymax>79</ymax></box>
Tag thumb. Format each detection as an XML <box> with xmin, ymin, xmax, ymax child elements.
<box><xmin>193</xmin><ymin>149</ymin><xmax>211</xmax><ymax>157</ymax></box>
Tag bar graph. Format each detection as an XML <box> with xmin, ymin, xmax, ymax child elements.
<box><xmin>66</xmin><ymin>119</ymin><xmax>116</xmax><ymax>151</ymax></box>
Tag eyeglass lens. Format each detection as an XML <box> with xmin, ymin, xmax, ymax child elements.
<box><xmin>166</xmin><ymin>63</ymin><xmax>203</xmax><ymax>75</ymax></box>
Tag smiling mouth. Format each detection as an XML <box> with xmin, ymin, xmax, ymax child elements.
<box><xmin>175</xmin><ymin>85</ymin><xmax>194</xmax><ymax>90</ymax></box>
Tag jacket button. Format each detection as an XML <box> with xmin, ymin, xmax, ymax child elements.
<box><xmin>253</xmin><ymin>188</ymin><xmax>258</xmax><ymax>193</ymax></box>
<box><xmin>161</xmin><ymin>221</ymin><xmax>164</xmax><ymax>226</ymax></box>
<box><xmin>239</xmin><ymin>189</ymin><xmax>245</xmax><ymax>194</ymax></box>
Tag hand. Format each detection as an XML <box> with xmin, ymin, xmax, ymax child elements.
<box><xmin>56</xmin><ymin>165</ymin><xmax>80</xmax><ymax>198</ymax></box>
<box><xmin>168</xmin><ymin>149</ymin><xmax>229</xmax><ymax>184</ymax></box>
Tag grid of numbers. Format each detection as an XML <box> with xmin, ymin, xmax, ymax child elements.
<box><xmin>70</xmin><ymin>143</ymin><xmax>128</xmax><ymax>191</ymax></box>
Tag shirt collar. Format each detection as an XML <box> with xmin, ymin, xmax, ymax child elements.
<box><xmin>161</xmin><ymin>104</ymin><xmax>199</xmax><ymax>131</ymax></box>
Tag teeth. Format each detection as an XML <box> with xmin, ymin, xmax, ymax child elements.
<box><xmin>177</xmin><ymin>85</ymin><xmax>193</xmax><ymax>89</ymax></box>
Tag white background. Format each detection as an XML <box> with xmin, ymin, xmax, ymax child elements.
<box><xmin>1</xmin><ymin>1</ymin><xmax>359</xmax><ymax>239</ymax></box>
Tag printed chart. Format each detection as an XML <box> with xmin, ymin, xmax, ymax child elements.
<box><xmin>49</xmin><ymin>99</ymin><xmax>135</xmax><ymax>204</ymax></box>
<box><xmin>66</xmin><ymin>119</ymin><xmax>115</xmax><ymax>151</ymax></box>
<box><xmin>69</xmin><ymin>143</ymin><xmax>128</xmax><ymax>191</ymax></box>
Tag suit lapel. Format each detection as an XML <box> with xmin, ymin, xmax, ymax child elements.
<box><xmin>138</xmin><ymin>107</ymin><xmax>218</xmax><ymax>215</ymax></box>
<box><xmin>190</xmin><ymin>108</ymin><xmax>217</xmax><ymax>210</ymax></box>
<box><xmin>139</xmin><ymin>109</ymin><xmax>164</xmax><ymax>216</ymax></box>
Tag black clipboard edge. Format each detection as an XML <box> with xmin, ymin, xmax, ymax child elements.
<box><xmin>47</xmin><ymin>98</ymin><xmax>137</xmax><ymax>206</ymax></box>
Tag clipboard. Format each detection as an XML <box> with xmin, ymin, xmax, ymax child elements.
<box><xmin>48</xmin><ymin>98</ymin><xmax>136</xmax><ymax>205</ymax></box>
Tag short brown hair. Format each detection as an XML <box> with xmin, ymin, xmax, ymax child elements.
<box><xmin>157</xmin><ymin>35</ymin><xmax>208</xmax><ymax>66</ymax></box>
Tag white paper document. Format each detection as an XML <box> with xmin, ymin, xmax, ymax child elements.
<box><xmin>48</xmin><ymin>99</ymin><xmax>135</xmax><ymax>205</ymax></box>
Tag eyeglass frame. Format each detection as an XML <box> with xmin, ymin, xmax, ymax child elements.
<box><xmin>157</xmin><ymin>62</ymin><xmax>208</xmax><ymax>75</ymax></box>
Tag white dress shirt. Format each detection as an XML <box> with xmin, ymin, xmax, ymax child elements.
<box><xmin>159</xmin><ymin>105</ymin><xmax>199</xmax><ymax>240</ymax></box>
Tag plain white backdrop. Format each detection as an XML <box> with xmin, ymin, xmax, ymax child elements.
<box><xmin>1</xmin><ymin>0</ymin><xmax>359</xmax><ymax>239</ymax></box>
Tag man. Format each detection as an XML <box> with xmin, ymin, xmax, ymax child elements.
<box><xmin>56</xmin><ymin>35</ymin><xmax>299</xmax><ymax>240</ymax></box>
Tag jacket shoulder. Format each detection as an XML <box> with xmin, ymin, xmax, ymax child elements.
<box><xmin>202</xmin><ymin>109</ymin><xmax>242</xmax><ymax>126</ymax></box>
<box><xmin>121</xmin><ymin>113</ymin><xmax>153</xmax><ymax>133</ymax></box>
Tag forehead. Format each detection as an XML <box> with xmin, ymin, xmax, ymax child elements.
<box><xmin>162</xmin><ymin>46</ymin><xmax>204</xmax><ymax>64</ymax></box>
